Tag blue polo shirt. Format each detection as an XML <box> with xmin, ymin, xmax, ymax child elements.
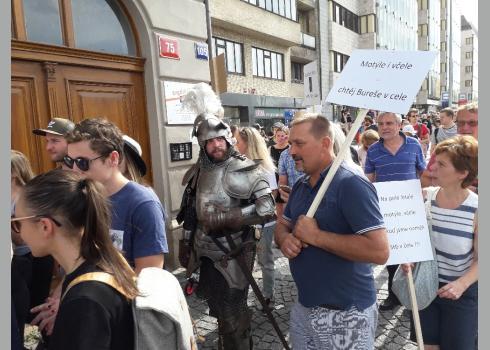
<box><xmin>283</xmin><ymin>162</ymin><xmax>385</xmax><ymax>310</ymax></box>
<box><xmin>364</xmin><ymin>132</ymin><xmax>426</xmax><ymax>182</ymax></box>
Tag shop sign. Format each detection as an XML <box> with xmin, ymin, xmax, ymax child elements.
<box><xmin>158</xmin><ymin>36</ymin><xmax>180</xmax><ymax>60</ymax></box>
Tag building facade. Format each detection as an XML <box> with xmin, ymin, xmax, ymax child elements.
<box><xmin>460</xmin><ymin>15</ymin><xmax>478</xmax><ymax>103</ymax></box>
<box><xmin>11</xmin><ymin>0</ymin><xmax>216</xmax><ymax>268</ymax></box>
<box><xmin>415</xmin><ymin>0</ymin><xmax>441</xmax><ymax>112</ymax></box>
<box><xmin>210</xmin><ymin>0</ymin><xmax>318</xmax><ymax>131</ymax></box>
<box><xmin>319</xmin><ymin>0</ymin><xmax>417</xmax><ymax>119</ymax></box>
<box><xmin>440</xmin><ymin>0</ymin><xmax>461</xmax><ymax>107</ymax></box>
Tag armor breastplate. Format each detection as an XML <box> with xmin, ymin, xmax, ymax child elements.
<box><xmin>196</xmin><ymin>158</ymin><xmax>242</xmax><ymax>224</ymax></box>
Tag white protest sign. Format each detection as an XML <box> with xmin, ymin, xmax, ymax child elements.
<box><xmin>303</xmin><ymin>61</ymin><xmax>320</xmax><ymax>106</ymax></box>
<box><xmin>373</xmin><ymin>179</ymin><xmax>434</xmax><ymax>266</ymax></box>
<box><xmin>163</xmin><ymin>81</ymin><xmax>197</xmax><ymax>125</ymax></box>
<box><xmin>326</xmin><ymin>50</ymin><xmax>437</xmax><ymax>114</ymax></box>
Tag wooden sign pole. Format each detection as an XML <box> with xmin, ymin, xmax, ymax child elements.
<box><xmin>407</xmin><ymin>266</ymin><xmax>425</xmax><ymax>349</ymax></box>
<box><xmin>306</xmin><ymin>108</ymin><xmax>368</xmax><ymax>217</ymax></box>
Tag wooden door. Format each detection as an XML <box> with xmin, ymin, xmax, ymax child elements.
<box><xmin>12</xmin><ymin>60</ymin><xmax>53</xmax><ymax>174</ymax></box>
<box><xmin>11</xmin><ymin>52</ymin><xmax>152</xmax><ymax>182</ymax></box>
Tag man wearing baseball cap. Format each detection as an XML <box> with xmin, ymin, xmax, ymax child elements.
<box><xmin>32</xmin><ymin>118</ymin><xmax>75</xmax><ymax>168</ymax></box>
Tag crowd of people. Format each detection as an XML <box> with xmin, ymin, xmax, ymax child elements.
<box><xmin>11</xmin><ymin>81</ymin><xmax>478</xmax><ymax>350</ymax></box>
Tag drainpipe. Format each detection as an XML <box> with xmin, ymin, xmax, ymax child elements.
<box><xmin>204</xmin><ymin>0</ymin><xmax>213</xmax><ymax>60</ymax></box>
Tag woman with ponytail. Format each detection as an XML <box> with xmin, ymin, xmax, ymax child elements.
<box><xmin>12</xmin><ymin>169</ymin><xmax>137</xmax><ymax>350</ymax></box>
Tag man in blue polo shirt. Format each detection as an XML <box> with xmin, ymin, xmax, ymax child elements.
<box><xmin>365</xmin><ymin>111</ymin><xmax>426</xmax><ymax>311</ymax></box>
<box><xmin>275</xmin><ymin>114</ymin><xmax>389</xmax><ymax>349</ymax></box>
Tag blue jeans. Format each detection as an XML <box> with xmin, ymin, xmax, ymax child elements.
<box><xmin>257</xmin><ymin>224</ymin><xmax>275</xmax><ymax>300</ymax></box>
<box><xmin>290</xmin><ymin>301</ymin><xmax>378</xmax><ymax>350</ymax></box>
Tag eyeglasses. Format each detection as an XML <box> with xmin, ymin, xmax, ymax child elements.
<box><xmin>11</xmin><ymin>215</ymin><xmax>62</xmax><ymax>233</ymax></box>
<box><xmin>456</xmin><ymin>120</ymin><xmax>478</xmax><ymax>128</ymax></box>
<box><xmin>63</xmin><ymin>154</ymin><xmax>106</xmax><ymax>172</ymax></box>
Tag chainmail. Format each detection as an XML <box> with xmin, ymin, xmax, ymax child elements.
<box><xmin>197</xmin><ymin>145</ymin><xmax>244</xmax><ymax>170</ymax></box>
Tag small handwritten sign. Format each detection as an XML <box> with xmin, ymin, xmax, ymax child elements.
<box><xmin>373</xmin><ymin>179</ymin><xmax>434</xmax><ymax>265</ymax></box>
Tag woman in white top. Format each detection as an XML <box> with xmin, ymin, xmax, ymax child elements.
<box><xmin>235</xmin><ymin>127</ymin><xmax>277</xmax><ymax>309</ymax></box>
<box><xmin>403</xmin><ymin>135</ymin><xmax>478</xmax><ymax>350</ymax></box>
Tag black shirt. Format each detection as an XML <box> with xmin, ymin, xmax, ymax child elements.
<box><xmin>49</xmin><ymin>261</ymin><xmax>134</xmax><ymax>350</ymax></box>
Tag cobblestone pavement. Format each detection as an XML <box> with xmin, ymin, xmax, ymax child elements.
<box><xmin>175</xmin><ymin>245</ymin><xmax>419</xmax><ymax>350</ymax></box>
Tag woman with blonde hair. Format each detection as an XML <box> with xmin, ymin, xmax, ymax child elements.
<box><xmin>358</xmin><ymin>129</ymin><xmax>380</xmax><ymax>169</ymax></box>
<box><xmin>11</xmin><ymin>150</ymin><xmax>36</xmax><ymax>343</ymax></box>
<box><xmin>235</xmin><ymin>127</ymin><xmax>277</xmax><ymax>308</ymax></box>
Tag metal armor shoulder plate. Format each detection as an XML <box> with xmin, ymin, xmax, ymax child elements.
<box><xmin>222</xmin><ymin>157</ymin><xmax>270</xmax><ymax>199</ymax></box>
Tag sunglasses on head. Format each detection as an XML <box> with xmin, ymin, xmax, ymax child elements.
<box><xmin>11</xmin><ymin>215</ymin><xmax>62</xmax><ymax>233</ymax></box>
<box><xmin>63</xmin><ymin>154</ymin><xmax>107</xmax><ymax>171</ymax></box>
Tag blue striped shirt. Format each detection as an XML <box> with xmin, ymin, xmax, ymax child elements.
<box><xmin>278</xmin><ymin>147</ymin><xmax>305</xmax><ymax>188</ymax></box>
<box><xmin>428</xmin><ymin>188</ymin><xmax>478</xmax><ymax>283</ymax></box>
<box><xmin>364</xmin><ymin>132</ymin><xmax>426</xmax><ymax>182</ymax></box>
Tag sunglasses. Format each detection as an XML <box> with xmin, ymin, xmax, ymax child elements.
<box><xmin>11</xmin><ymin>215</ymin><xmax>62</xmax><ymax>233</ymax></box>
<box><xmin>63</xmin><ymin>154</ymin><xmax>107</xmax><ymax>172</ymax></box>
<box><xmin>456</xmin><ymin>120</ymin><xmax>478</xmax><ymax>128</ymax></box>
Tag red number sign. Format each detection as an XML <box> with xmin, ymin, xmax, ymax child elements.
<box><xmin>158</xmin><ymin>36</ymin><xmax>180</xmax><ymax>60</ymax></box>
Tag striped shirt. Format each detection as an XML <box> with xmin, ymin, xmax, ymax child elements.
<box><xmin>429</xmin><ymin>188</ymin><xmax>478</xmax><ymax>283</ymax></box>
<box><xmin>278</xmin><ymin>147</ymin><xmax>305</xmax><ymax>188</ymax></box>
<box><xmin>364</xmin><ymin>132</ymin><xmax>426</xmax><ymax>182</ymax></box>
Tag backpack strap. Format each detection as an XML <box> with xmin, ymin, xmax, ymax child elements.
<box><xmin>61</xmin><ymin>272</ymin><xmax>130</xmax><ymax>301</ymax></box>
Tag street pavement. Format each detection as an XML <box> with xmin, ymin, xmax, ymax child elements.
<box><xmin>174</xmin><ymin>245</ymin><xmax>419</xmax><ymax>350</ymax></box>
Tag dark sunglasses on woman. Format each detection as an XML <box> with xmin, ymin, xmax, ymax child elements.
<box><xmin>63</xmin><ymin>154</ymin><xmax>106</xmax><ymax>172</ymax></box>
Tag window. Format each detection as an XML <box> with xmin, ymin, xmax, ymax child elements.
<box><xmin>418</xmin><ymin>24</ymin><xmax>428</xmax><ymax>37</ymax></box>
<box><xmin>252</xmin><ymin>47</ymin><xmax>283</xmax><ymax>80</ymax></box>
<box><xmin>466</xmin><ymin>37</ymin><xmax>473</xmax><ymax>45</ymax></box>
<box><xmin>465</xmin><ymin>66</ymin><xmax>473</xmax><ymax>73</ymax></box>
<box><xmin>440</xmin><ymin>63</ymin><xmax>446</xmax><ymax>73</ymax></box>
<box><xmin>242</xmin><ymin>0</ymin><xmax>296</xmax><ymax>20</ymax></box>
<box><xmin>465</xmin><ymin>51</ymin><xmax>472</xmax><ymax>59</ymax></box>
<box><xmin>359</xmin><ymin>14</ymin><xmax>376</xmax><ymax>34</ymax></box>
<box><xmin>331</xmin><ymin>2</ymin><xmax>359</xmax><ymax>34</ymax></box>
<box><xmin>441</xmin><ymin>19</ymin><xmax>446</xmax><ymax>30</ymax></box>
<box><xmin>468</xmin><ymin>93</ymin><xmax>473</xmax><ymax>101</ymax></box>
<box><xmin>291</xmin><ymin>62</ymin><xmax>304</xmax><ymax>83</ymax></box>
<box><xmin>331</xmin><ymin>51</ymin><xmax>349</xmax><ymax>73</ymax></box>
<box><xmin>440</xmin><ymin>41</ymin><xmax>446</xmax><ymax>51</ymax></box>
<box><xmin>15</xmin><ymin>0</ymin><xmax>137</xmax><ymax>56</ymax></box>
<box><xmin>71</xmin><ymin>0</ymin><xmax>136</xmax><ymax>55</ymax></box>
<box><xmin>465</xmin><ymin>80</ymin><xmax>472</xmax><ymax>87</ymax></box>
<box><xmin>213</xmin><ymin>38</ymin><xmax>244</xmax><ymax>74</ymax></box>
<box><xmin>23</xmin><ymin>0</ymin><xmax>63</xmax><ymax>45</ymax></box>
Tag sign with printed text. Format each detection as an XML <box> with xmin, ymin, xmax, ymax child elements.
<box><xmin>373</xmin><ymin>179</ymin><xmax>434</xmax><ymax>266</ymax></box>
<box><xmin>158</xmin><ymin>36</ymin><xmax>180</xmax><ymax>60</ymax></box>
<box><xmin>303</xmin><ymin>60</ymin><xmax>321</xmax><ymax>106</ymax></box>
<box><xmin>163</xmin><ymin>81</ymin><xmax>196</xmax><ymax>125</ymax></box>
<box><xmin>326</xmin><ymin>50</ymin><xmax>436</xmax><ymax>114</ymax></box>
<box><xmin>194</xmin><ymin>42</ymin><xmax>209</xmax><ymax>60</ymax></box>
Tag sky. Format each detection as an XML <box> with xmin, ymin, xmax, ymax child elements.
<box><xmin>456</xmin><ymin>0</ymin><xmax>478</xmax><ymax>33</ymax></box>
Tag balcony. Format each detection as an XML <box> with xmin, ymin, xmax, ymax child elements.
<box><xmin>301</xmin><ymin>32</ymin><xmax>316</xmax><ymax>49</ymax></box>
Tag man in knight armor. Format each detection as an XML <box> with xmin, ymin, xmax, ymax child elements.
<box><xmin>177</xmin><ymin>83</ymin><xmax>275</xmax><ymax>350</ymax></box>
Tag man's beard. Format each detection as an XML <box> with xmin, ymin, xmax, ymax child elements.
<box><xmin>52</xmin><ymin>154</ymin><xmax>65</xmax><ymax>163</ymax></box>
<box><xmin>209</xmin><ymin>147</ymin><xmax>227</xmax><ymax>162</ymax></box>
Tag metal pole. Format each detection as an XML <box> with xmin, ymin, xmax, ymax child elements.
<box><xmin>204</xmin><ymin>0</ymin><xmax>213</xmax><ymax>59</ymax></box>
